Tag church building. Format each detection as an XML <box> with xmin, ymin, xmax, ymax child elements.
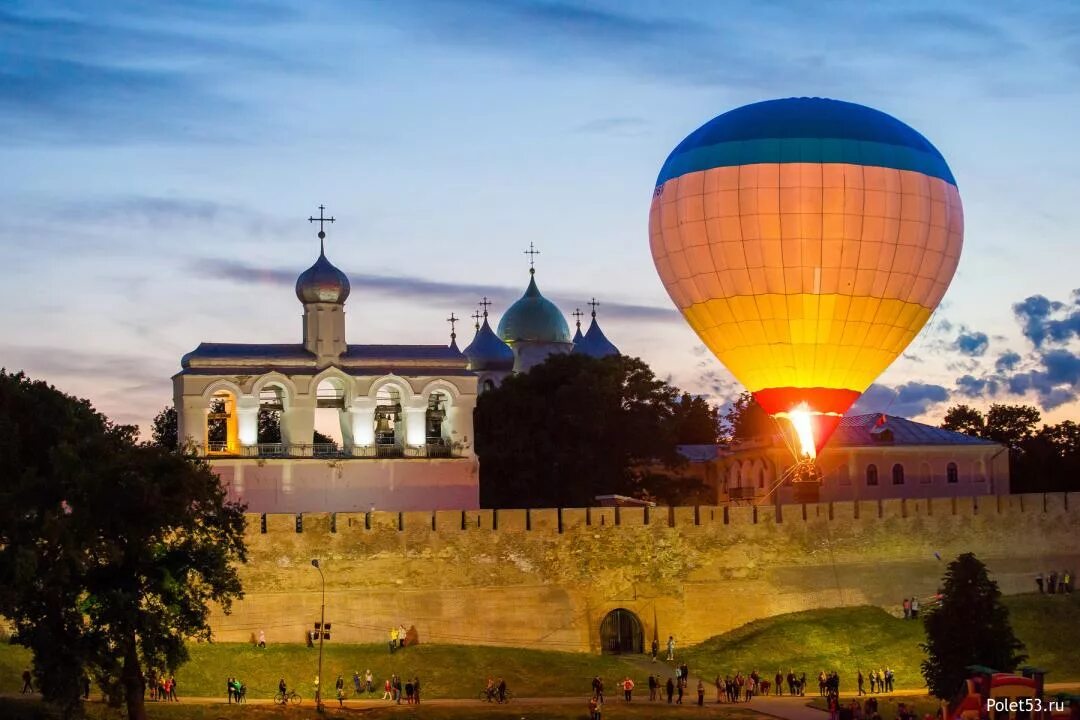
<box><xmin>173</xmin><ymin>211</ymin><xmax>619</xmax><ymax>513</ymax></box>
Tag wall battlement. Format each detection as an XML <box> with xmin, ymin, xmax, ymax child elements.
<box><xmin>250</xmin><ymin>492</ymin><xmax>1076</xmax><ymax>536</ymax></box>
<box><xmin>213</xmin><ymin>492</ymin><xmax>1080</xmax><ymax>653</ymax></box>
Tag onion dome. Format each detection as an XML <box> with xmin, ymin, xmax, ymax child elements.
<box><xmin>497</xmin><ymin>273</ymin><xmax>571</xmax><ymax>344</ymax></box>
<box><xmin>463</xmin><ymin>316</ymin><xmax>515</xmax><ymax>371</ymax></box>
<box><xmin>571</xmin><ymin>308</ymin><xmax>584</xmax><ymax>344</ymax></box>
<box><xmin>296</xmin><ymin>241</ymin><xmax>351</xmax><ymax>304</ymax></box>
<box><xmin>574</xmin><ymin>317</ymin><xmax>619</xmax><ymax>358</ymax></box>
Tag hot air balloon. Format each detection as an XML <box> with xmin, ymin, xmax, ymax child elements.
<box><xmin>650</xmin><ymin>98</ymin><xmax>962</xmax><ymax>493</ymax></box>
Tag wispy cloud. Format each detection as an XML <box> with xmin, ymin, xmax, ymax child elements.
<box><xmin>197</xmin><ymin>258</ymin><xmax>679</xmax><ymax>323</ymax></box>
<box><xmin>851</xmin><ymin>381</ymin><xmax>950</xmax><ymax>418</ymax></box>
<box><xmin>574</xmin><ymin>116</ymin><xmax>650</xmax><ymax>136</ymax></box>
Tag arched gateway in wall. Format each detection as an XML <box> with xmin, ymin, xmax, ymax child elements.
<box><xmin>599</xmin><ymin>608</ymin><xmax>643</xmax><ymax>654</ymax></box>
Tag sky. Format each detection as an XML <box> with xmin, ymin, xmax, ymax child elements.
<box><xmin>2</xmin><ymin>0</ymin><xmax>1080</xmax><ymax>432</ymax></box>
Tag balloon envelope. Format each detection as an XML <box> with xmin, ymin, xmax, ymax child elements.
<box><xmin>650</xmin><ymin>98</ymin><xmax>963</xmax><ymax>455</ymax></box>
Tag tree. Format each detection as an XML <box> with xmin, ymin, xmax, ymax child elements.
<box><xmin>921</xmin><ymin>553</ymin><xmax>1026</xmax><ymax>698</ymax></box>
<box><xmin>983</xmin><ymin>404</ymin><xmax>1041</xmax><ymax>451</ymax></box>
<box><xmin>723</xmin><ymin>392</ymin><xmax>773</xmax><ymax>444</ymax></box>
<box><xmin>150</xmin><ymin>405</ymin><xmax>178</xmax><ymax>450</ymax></box>
<box><xmin>940</xmin><ymin>404</ymin><xmax>985</xmax><ymax>437</ymax></box>
<box><xmin>673</xmin><ymin>392</ymin><xmax>721</xmax><ymax>445</ymax></box>
<box><xmin>475</xmin><ymin>354</ymin><xmax>712</xmax><ymax>507</ymax></box>
<box><xmin>0</xmin><ymin>372</ymin><xmax>247</xmax><ymax>720</ymax></box>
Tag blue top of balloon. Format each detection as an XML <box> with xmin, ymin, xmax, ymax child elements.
<box><xmin>656</xmin><ymin>97</ymin><xmax>955</xmax><ymax>187</ymax></box>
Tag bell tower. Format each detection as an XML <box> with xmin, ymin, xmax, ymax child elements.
<box><xmin>295</xmin><ymin>205</ymin><xmax>350</xmax><ymax>364</ymax></box>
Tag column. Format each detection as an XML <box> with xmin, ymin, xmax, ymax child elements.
<box><xmin>346</xmin><ymin>397</ymin><xmax>377</xmax><ymax>451</ymax></box>
<box><xmin>236</xmin><ymin>395</ymin><xmax>260</xmax><ymax>453</ymax></box>
<box><xmin>224</xmin><ymin>394</ymin><xmax>240</xmax><ymax>454</ymax></box>
<box><xmin>404</xmin><ymin>396</ymin><xmax>428</xmax><ymax>448</ymax></box>
<box><xmin>178</xmin><ymin>396</ymin><xmax>208</xmax><ymax>454</ymax></box>
<box><xmin>449</xmin><ymin>395</ymin><xmax>477</xmax><ymax>457</ymax></box>
<box><xmin>281</xmin><ymin>394</ymin><xmax>316</xmax><ymax>455</ymax></box>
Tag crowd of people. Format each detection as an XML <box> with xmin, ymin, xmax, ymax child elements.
<box><xmin>145</xmin><ymin>671</ymin><xmax>179</xmax><ymax>702</ymax></box>
<box><xmin>1036</xmin><ymin>570</ymin><xmax>1074</xmax><ymax>594</ymax></box>
<box><xmin>858</xmin><ymin>668</ymin><xmax>897</xmax><ymax>694</ymax></box>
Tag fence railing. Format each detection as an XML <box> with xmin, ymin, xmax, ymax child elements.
<box><xmin>205</xmin><ymin>442</ymin><xmax>463</xmax><ymax>459</ymax></box>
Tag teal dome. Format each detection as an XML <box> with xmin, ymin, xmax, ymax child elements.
<box><xmin>497</xmin><ymin>274</ymin><xmax>571</xmax><ymax>344</ymax></box>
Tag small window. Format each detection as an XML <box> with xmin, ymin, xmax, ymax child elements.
<box><xmin>892</xmin><ymin>463</ymin><xmax>905</xmax><ymax>485</ymax></box>
<box><xmin>482</xmin><ymin>379</ymin><xmax>495</xmax><ymax>393</ymax></box>
<box><xmin>866</xmin><ymin>464</ymin><xmax>878</xmax><ymax>486</ymax></box>
<box><xmin>946</xmin><ymin>462</ymin><xmax>959</xmax><ymax>484</ymax></box>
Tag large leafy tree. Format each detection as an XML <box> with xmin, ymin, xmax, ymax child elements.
<box><xmin>940</xmin><ymin>404</ymin><xmax>986</xmax><ymax>437</ymax></box>
<box><xmin>920</xmin><ymin>553</ymin><xmax>1026</xmax><ymax>698</ymax></box>
<box><xmin>475</xmin><ymin>354</ymin><xmax>712</xmax><ymax>507</ymax></box>
<box><xmin>723</xmin><ymin>391</ymin><xmax>774</xmax><ymax>445</ymax></box>
<box><xmin>0</xmin><ymin>372</ymin><xmax>247</xmax><ymax>720</ymax></box>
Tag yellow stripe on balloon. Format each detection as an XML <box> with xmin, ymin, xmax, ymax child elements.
<box><xmin>682</xmin><ymin>294</ymin><xmax>933</xmax><ymax>393</ymax></box>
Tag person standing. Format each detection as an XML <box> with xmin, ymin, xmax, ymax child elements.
<box><xmin>399</xmin><ymin>623</ymin><xmax>407</xmax><ymax>648</ymax></box>
<box><xmin>676</xmin><ymin>676</ymin><xmax>684</xmax><ymax>704</ymax></box>
<box><xmin>902</xmin><ymin>598</ymin><xmax>911</xmax><ymax>619</ymax></box>
<box><xmin>869</xmin><ymin>671</ymin><xmax>877</xmax><ymax>694</ymax></box>
<box><xmin>313</xmin><ymin>675</ymin><xmax>321</xmax><ymax>703</ymax></box>
<box><xmin>1049</xmin><ymin>570</ymin><xmax>1058</xmax><ymax>594</ymax></box>
<box><xmin>353</xmin><ymin>671</ymin><xmax>362</xmax><ymax>696</ymax></box>
<box><xmin>858</xmin><ymin>670</ymin><xmax>865</xmax><ymax>696</ymax></box>
<box><xmin>667</xmin><ymin>635</ymin><xmax>676</xmax><ymax>661</ymax></box>
<box><xmin>21</xmin><ymin>669</ymin><xmax>33</xmax><ymax>694</ymax></box>
<box><xmin>227</xmin><ymin>677</ymin><xmax>235</xmax><ymax>704</ymax></box>
<box><xmin>911</xmin><ymin>596</ymin><xmax>920</xmax><ymax>619</ymax></box>
<box><xmin>336</xmin><ymin>674</ymin><xmax>345</xmax><ymax>702</ymax></box>
<box><xmin>258</xmin><ymin>629</ymin><xmax>266</xmax><ymax>648</ymax></box>
<box><xmin>1036</xmin><ymin>572</ymin><xmax>1045</xmax><ymax>593</ymax></box>
<box><xmin>82</xmin><ymin>675</ymin><xmax>91</xmax><ymax>700</ymax></box>
<box><xmin>716</xmin><ymin>675</ymin><xmax>724</xmax><ymax>703</ymax></box>
<box><xmin>649</xmin><ymin>674</ymin><xmax>657</xmax><ymax>701</ymax></box>
<box><xmin>497</xmin><ymin>677</ymin><xmax>507</xmax><ymax>704</ymax></box>
<box><xmin>666</xmin><ymin>677</ymin><xmax>675</xmax><ymax>703</ymax></box>
<box><xmin>389</xmin><ymin>626</ymin><xmax>398</xmax><ymax>653</ymax></box>
<box><xmin>168</xmin><ymin>676</ymin><xmax>178</xmax><ymax>702</ymax></box>
<box><xmin>651</xmin><ymin>638</ymin><xmax>659</xmax><ymax>662</ymax></box>
<box><xmin>776</xmin><ymin>670</ymin><xmax>784</xmax><ymax>696</ymax></box>
<box><xmin>365</xmin><ymin>669</ymin><xmax>374</xmax><ymax>694</ymax></box>
<box><xmin>414</xmin><ymin>677</ymin><xmax>421</xmax><ymax>704</ymax></box>
<box><xmin>589</xmin><ymin>694</ymin><xmax>600</xmax><ymax>720</ymax></box>
<box><xmin>622</xmin><ymin>676</ymin><xmax>634</xmax><ymax>702</ymax></box>
<box><xmin>382</xmin><ymin>678</ymin><xmax>392</xmax><ymax>701</ymax></box>
<box><xmin>404</xmin><ymin>678</ymin><xmax>414</xmax><ymax>704</ymax></box>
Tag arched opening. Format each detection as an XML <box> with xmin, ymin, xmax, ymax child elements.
<box><xmin>374</xmin><ymin>384</ymin><xmax>405</xmax><ymax>457</ymax></box>
<box><xmin>892</xmin><ymin>463</ymin><xmax>905</xmax><ymax>485</ymax></box>
<box><xmin>599</xmin><ymin>608</ymin><xmax>643</xmax><ymax>654</ymax></box>
<box><xmin>866</xmin><ymin>464</ymin><xmax>878</xmax><ymax>486</ymax></box>
<box><xmin>257</xmin><ymin>384</ymin><xmax>288</xmax><ymax>452</ymax></box>
<box><xmin>314</xmin><ymin>378</ymin><xmax>346</xmax><ymax>452</ymax></box>
<box><xmin>947</xmin><ymin>462</ymin><xmax>959</xmax><ymax>484</ymax></box>
<box><xmin>426</xmin><ymin>390</ymin><xmax>451</xmax><ymax>457</ymax></box>
<box><xmin>207</xmin><ymin>389</ymin><xmax>238</xmax><ymax>455</ymax></box>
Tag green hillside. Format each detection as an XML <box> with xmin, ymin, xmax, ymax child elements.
<box><xmin>681</xmin><ymin>593</ymin><xmax>1080</xmax><ymax>690</ymax></box>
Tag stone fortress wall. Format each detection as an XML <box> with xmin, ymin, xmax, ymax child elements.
<box><xmin>210</xmin><ymin>493</ymin><xmax>1080</xmax><ymax>653</ymax></box>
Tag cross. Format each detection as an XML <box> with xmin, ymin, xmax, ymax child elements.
<box><xmin>308</xmin><ymin>204</ymin><xmax>336</xmax><ymax>240</ymax></box>
<box><xmin>524</xmin><ymin>242</ymin><xmax>540</xmax><ymax>273</ymax></box>
<box><xmin>447</xmin><ymin>312</ymin><xmax>458</xmax><ymax>339</ymax></box>
<box><xmin>572</xmin><ymin>308</ymin><xmax>583</xmax><ymax>329</ymax></box>
<box><xmin>471</xmin><ymin>310</ymin><xmax>482</xmax><ymax>330</ymax></box>
<box><xmin>479</xmin><ymin>296</ymin><xmax>492</xmax><ymax>317</ymax></box>
<box><xmin>588</xmin><ymin>297</ymin><xmax>600</xmax><ymax>317</ymax></box>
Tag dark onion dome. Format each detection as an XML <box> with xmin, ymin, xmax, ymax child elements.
<box><xmin>655</xmin><ymin>97</ymin><xmax>956</xmax><ymax>188</ymax></box>
<box><xmin>573</xmin><ymin>317</ymin><xmax>619</xmax><ymax>358</ymax></box>
<box><xmin>497</xmin><ymin>273</ymin><xmax>571</xmax><ymax>344</ymax></box>
<box><xmin>572</xmin><ymin>325</ymin><xmax>584</xmax><ymax>344</ymax></box>
<box><xmin>296</xmin><ymin>246</ymin><xmax>351</xmax><ymax>304</ymax></box>
<box><xmin>463</xmin><ymin>317</ymin><xmax>514</xmax><ymax>371</ymax></box>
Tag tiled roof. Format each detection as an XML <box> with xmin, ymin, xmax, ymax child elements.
<box><xmin>832</xmin><ymin>414</ymin><xmax>997</xmax><ymax>447</ymax></box>
<box><xmin>343</xmin><ymin>345</ymin><xmax>464</xmax><ymax>361</ymax></box>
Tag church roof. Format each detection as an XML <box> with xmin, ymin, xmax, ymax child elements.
<box><xmin>462</xmin><ymin>318</ymin><xmax>515</xmax><ymax>372</ymax></box>
<box><xmin>830</xmin><ymin>414</ymin><xmax>998</xmax><ymax>447</ymax></box>
<box><xmin>497</xmin><ymin>273</ymin><xmax>571</xmax><ymax>344</ymax></box>
<box><xmin>295</xmin><ymin>245</ymin><xmax>351</xmax><ymax>304</ymax></box>
<box><xmin>573</xmin><ymin>317</ymin><xmax>619</xmax><ymax>358</ymax></box>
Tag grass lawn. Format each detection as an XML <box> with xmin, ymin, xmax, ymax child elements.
<box><xmin>680</xmin><ymin>593</ymin><xmax>1080</xmax><ymax>692</ymax></box>
<box><xmin>0</xmin><ymin>697</ymin><xmax>765</xmax><ymax>720</ymax></box>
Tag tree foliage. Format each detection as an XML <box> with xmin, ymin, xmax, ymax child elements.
<box><xmin>475</xmin><ymin>354</ymin><xmax>715</xmax><ymax>507</ymax></box>
<box><xmin>723</xmin><ymin>392</ymin><xmax>774</xmax><ymax>445</ymax></box>
<box><xmin>920</xmin><ymin>553</ymin><xmax>1026</xmax><ymax>698</ymax></box>
<box><xmin>940</xmin><ymin>403</ymin><xmax>1079</xmax><ymax>492</ymax></box>
<box><xmin>150</xmin><ymin>406</ymin><xmax>178</xmax><ymax>450</ymax></box>
<box><xmin>0</xmin><ymin>372</ymin><xmax>247</xmax><ymax>720</ymax></box>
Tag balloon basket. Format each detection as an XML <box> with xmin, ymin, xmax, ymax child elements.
<box><xmin>789</xmin><ymin>458</ymin><xmax>823</xmax><ymax>504</ymax></box>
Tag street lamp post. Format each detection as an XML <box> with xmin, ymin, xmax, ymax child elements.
<box><xmin>311</xmin><ymin>558</ymin><xmax>325</xmax><ymax>713</ymax></box>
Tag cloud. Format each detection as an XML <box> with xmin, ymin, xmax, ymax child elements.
<box><xmin>1002</xmin><ymin>348</ymin><xmax>1080</xmax><ymax>410</ymax></box>
<box><xmin>952</xmin><ymin>329</ymin><xmax>989</xmax><ymax>356</ymax></box>
<box><xmin>1012</xmin><ymin>292</ymin><xmax>1080</xmax><ymax>347</ymax></box>
<box><xmin>0</xmin><ymin>4</ymin><xmax>295</xmax><ymax>143</ymax></box>
<box><xmin>198</xmin><ymin>258</ymin><xmax>679</xmax><ymax>323</ymax></box>
<box><xmin>851</xmin><ymin>381</ymin><xmax>950</xmax><ymax>418</ymax></box>
<box><xmin>995</xmin><ymin>350</ymin><xmax>1022</xmax><ymax>372</ymax></box>
<box><xmin>955</xmin><ymin>374</ymin><xmax>999</xmax><ymax>399</ymax></box>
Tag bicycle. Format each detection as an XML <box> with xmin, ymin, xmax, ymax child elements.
<box><xmin>274</xmin><ymin>689</ymin><xmax>302</xmax><ymax>705</ymax></box>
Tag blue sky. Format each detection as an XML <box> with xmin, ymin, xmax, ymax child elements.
<box><xmin>2</xmin><ymin>0</ymin><xmax>1080</xmax><ymax>430</ymax></box>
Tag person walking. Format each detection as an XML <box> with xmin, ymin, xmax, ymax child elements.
<box><xmin>858</xmin><ymin>670</ymin><xmax>866</xmax><ymax>696</ymax></box>
<box><xmin>335</xmin><ymin>674</ymin><xmax>345</xmax><ymax>702</ymax></box>
<box><xmin>622</xmin><ymin>676</ymin><xmax>634</xmax><ymax>702</ymax></box>
<box><xmin>405</xmin><ymin>678</ymin><xmax>414</xmax><ymax>704</ymax></box>
<box><xmin>382</xmin><ymin>678</ymin><xmax>391</xmax><ymax>701</ymax></box>
<box><xmin>21</xmin><ymin>669</ymin><xmax>33</xmax><ymax>694</ymax></box>
<box><xmin>666</xmin><ymin>677</ymin><xmax>675</xmax><ymax>703</ymax></box>
<box><xmin>676</xmin><ymin>677</ymin><xmax>684</xmax><ymax>704</ymax></box>
<box><xmin>257</xmin><ymin>629</ymin><xmax>266</xmax><ymax>648</ymax></box>
<box><xmin>589</xmin><ymin>695</ymin><xmax>601</xmax><ymax>720</ymax></box>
